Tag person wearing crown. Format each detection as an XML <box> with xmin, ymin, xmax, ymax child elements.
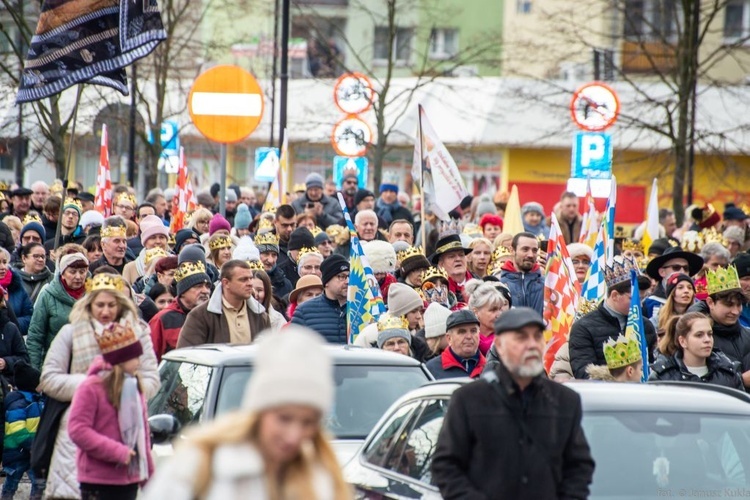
<box><xmin>585</xmin><ymin>335</ymin><xmax>644</xmax><ymax>382</ymax></box>
<box><xmin>397</xmin><ymin>246</ymin><xmax>431</xmax><ymax>292</ymax></box>
<box><xmin>421</xmin><ymin>266</ymin><xmax>463</xmax><ymax>311</ymax></box>
<box><xmin>149</xmin><ymin>253</ymin><xmax>212</xmax><ymax>362</ymax></box>
<box><xmin>68</xmin><ymin>321</ymin><xmax>154</xmax><ymax>499</ymax></box>
<box><xmin>38</xmin><ymin>273</ymin><xmax>159</xmax><ymax>499</ymax></box>
<box><xmin>254</xmin><ymin>231</ymin><xmax>293</xmax><ymax>299</ymax></box>
<box><xmin>643</xmin><ymin>246</ymin><xmax>704</xmax><ymax>320</ymax></box>
<box><xmin>122</xmin><ymin>215</ymin><xmax>171</xmax><ymax>286</ymax></box>
<box><xmin>649</xmin><ymin>312</ymin><xmax>743</xmax><ymax>390</ymax></box>
<box><xmin>42</xmin><ymin>198</ymin><xmax>85</xmax><ymax>253</ymax></box>
<box><xmin>376</xmin><ymin>314</ymin><xmax>412</xmax><ymax>357</ymax></box>
<box><xmin>429</xmin><ymin>223</ymin><xmax>474</xmax><ymax>304</ymax></box>
<box><xmin>279</xmin><ymin>227</ymin><xmax>315</xmax><ymax>288</ymax></box>
<box><xmin>112</xmin><ymin>192</ymin><xmax>137</xmax><ymax>221</ymax></box>
<box><xmin>689</xmin><ymin>265</ymin><xmax>750</xmax><ymax>389</ymax></box>
<box><xmin>206</xmin><ymin>234</ymin><xmax>235</xmax><ymax>271</ymax></box>
<box><xmin>569</xmin><ymin>256</ymin><xmax>657</xmax><ymax>380</ymax></box>
<box><xmin>90</xmin><ymin>217</ymin><xmax>133</xmax><ymax>275</ymax></box>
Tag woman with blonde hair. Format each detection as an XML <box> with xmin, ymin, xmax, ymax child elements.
<box><xmin>466</xmin><ymin>238</ymin><xmax>494</xmax><ymax>278</ymax></box>
<box><xmin>187</xmin><ymin>208</ymin><xmax>213</xmax><ymax>236</ymax></box>
<box><xmin>143</xmin><ymin>327</ymin><xmax>351</xmax><ymax>500</ymax></box>
<box><xmin>655</xmin><ymin>273</ymin><xmax>695</xmax><ymax>337</ymax></box>
<box><xmin>206</xmin><ymin>234</ymin><xmax>234</xmax><ymax>270</ymax></box>
<box><xmin>38</xmin><ymin>273</ymin><xmax>159</xmax><ymax>499</ymax></box>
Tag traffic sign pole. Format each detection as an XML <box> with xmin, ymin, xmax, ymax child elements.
<box><xmin>220</xmin><ymin>144</ymin><xmax>227</xmax><ymax>216</ymax></box>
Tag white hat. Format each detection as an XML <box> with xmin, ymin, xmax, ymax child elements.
<box><xmin>567</xmin><ymin>243</ymin><xmax>593</xmax><ymax>260</ymax></box>
<box><xmin>424</xmin><ymin>303</ymin><xmax>451</xmax><ymax>339</ymax></box>
<box><xmin>79</xmin><ymin>210</ymin><xmax>104</xmax><ymax>230</ymax></box>
<box><xmin>232</xmin><ymin>236</ymin><xmax>260</xmax><ymax>262</ymax></box>
<box><xmin>243</xmin><ymin>326</ymin><xmax>333</xmax><ymax>413</ymax></box>
<box><xmin>362</xmin><ymin>240</ymin><xmax>396</xmax><ymax>274</ymax></box>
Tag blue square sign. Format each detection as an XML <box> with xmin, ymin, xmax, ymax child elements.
<box><xmin>255</xmin><ymin>147</ymin><xmax>280</xmax><ymax>183</ymax></box>
<box><xmin>571</xmin><ymin>132</ymin><xmax>612</xmax><ymax>179</ymax></box>
<box><xmin>333</xmin><ymin>156</ymin><xmax>368</xmax><ymax>189</ymax></box>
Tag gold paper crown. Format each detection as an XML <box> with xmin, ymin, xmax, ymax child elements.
<box><xmin>422</xmin><ymin>266</ymin><xmax>448</xmax><ymax>283</ymax></box>
<box><xmin>680</xmin><ymin>231</ymin><xmax>704</xmax><ymax>253</ymax></box>
<box><xmin>491</xmin><ymin>245</ymin><xmax>512</xmax><ymax>263</ymax></box>
<box><xmin>397</xmin><ymin>246</ymin><xmax>425</xmax><ymax>263</ymax></box>
<box><xmin>701</xmin><ymin>227</ymin><xmax>728</xmax><ymax>247</ymax></box>
<box><xmin>174</xmin><ymin>261</ymin><xmax>207</xmax><ymax>282</ymax></box>
<box><xmin>604</xmin><ymin>256</ymin><xmax>640</xmax><ymax>288</ymax></box>
<box><xmin>622</xmin><ymin>239</ymin><xmax>643</xmax><ymax>253</ymax></box>
<box><xmin>254</xmin><ymin>231</ymin><xmax>279</xmax><ymax>247</ymax></box>
<box><xmin>101</xmin><ymin>224</ymin><xmax>127</xmax><ymax>238</ymax></box>
<box><xmin>115</xmin><ymin>192</ymin><xmax>137</xmax><ymax>207</ymax></box>
<box><xmin>706</xmin><ymin>265</ymin><xmax>741</xmax><ymax>295</ymax></box>
<box><xmin>247</xmin><ymin>260</ymin><xmax>266</xmax><ymax>271</ymax></box>
<box><xmin>50</xmin><ymin>181</ymin><xmax>63</xmax><ymax>195</ymax></box>
<box><xmin>377</xmin><ymin>313</ymin><xmax>409</xmax><ymax>332</ymax></box>
<box><xmin>95</xmin><ymin>322</ymin><xmax>139</xmax><ymax>357</ymax></box>
<box><xmin>209</xmin><ymin>235</ymin><xmax>233</xmax><ymax>251</ymax></box>
<box><xmin>85</xmin><ymin>274</ymin><xmax>127</xmax><ymax>293</ymax></box>
<box><xmin>298</xmin><ymin>246</ymin><xmax>322</xmax><ymax>258</ymax></box>
<box><xmin>309</xmin><ymin>226</ymin><xmax>323</xmax><ymax>237</ymax></box>
<box><xmin>603</xmin><ymin>334</ymin><xmax>642</xmax><ymax>369</ymax></box>
<box><xmin>144</xmin><ymin>247</ymin><xmax>169</xmax><ymax>266</ymax></box>
<box><xmin>258</xmin><ymin>218</ymin><xmax>274</xmax><ymax>232</ymax></box>
<box><xmin>22</xmin><ymin>214</ymin><xmax>42</xmax><ymax>225</ymax></box>
<box><xmin>63</xmin><ymin>197</ymin><xmax>83</xmax><ymax>212</ymax></box>
<box><xmin>577</xmin><ymin>298</ymin><xmax>600</xmax><ymax>317</ymax></box>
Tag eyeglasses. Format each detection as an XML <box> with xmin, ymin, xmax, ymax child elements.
<box><xmin>115</xmin><ymin>204</ymin><xmax>135</xmax><ymax>212</ymax></box>
<box><xmin>334</xmin><ymin>273</ymin><xmax>350</xmax><ymax>281</ymax></box>
<box><xmin>663</xmin><ymin>264</ymin><xmax>690</xmax><ymax>272</ymax></box>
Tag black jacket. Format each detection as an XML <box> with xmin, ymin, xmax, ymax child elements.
<box><xmin>0</xmin><ymin>308</ymin><xmax>29</xmax><ymax>378</ymax></box>
<box><xmin>649</xmin><ymin>350</ymin><xmax>744</xmax><ymax>391</ymax></box>
<box><xmin>267</xmin><ymin>266</ymin><xmax>292</xmax><ymax>298</ymax></box>
<box><xmin>689</xmin><ymin>300</ymin><xmax>750</xmax><ymax>372</ymax></box>
<box><xmin>432</xmin><ymin>361</ymin><xmax>595</xmax><ymax>499</ymax></box>
<box><xmin>569</xmin><ymin>303</ymin><xmax>656</xmax><ymax>379</ymax></box>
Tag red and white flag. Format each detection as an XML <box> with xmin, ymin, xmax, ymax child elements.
<box><xmin>94</xmin><ymin>124</ymin><xmax>112</xmax><ymax>216</ymax></box>
<box><xmin>185</xmin><ymin>174</ymin><xmax>196</xmax><ymax>212</ymax></box>
<box><xmin>171</xmin><ymin>147</ymin><xmax>189</xmax><ymax>232</ymax></box>
<box><xmin>543</xmin><ymin>213</ymin><xmax>580</xmax><ymax>373</ymax></box>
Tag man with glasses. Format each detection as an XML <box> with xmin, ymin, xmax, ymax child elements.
<box><xmin>43</xmin><ymin>198</ymin><xmax>85</xmax><ymax>253</ymax></box>
<box><xmin>112</xmin><ymin>192</ymin><xmax>137</xmax><ymax>220</ymax></box>
<box><xmin>338</xmin><ymin>170</ymin><xmax>359</xmax><ymax>212</ymax></box>
<box><xmin>643</xmin><ymin>246</ymin><xmax>704</xmax><ymax>320</ymax></box>
<box><xmin>291</xmin><ymin>254</ymin><xmax>349</xmax><ymax>343</ymax></box>
<box><xmin>569</xmin><ymin>256</ymin><xmax>657</xmax><ymax>379</ymax></box>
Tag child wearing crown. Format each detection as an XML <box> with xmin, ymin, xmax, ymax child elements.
<box><xmin>68</xmin><ymin>322</ymin><xmax>153</xmax><ymax>500</ymax></box>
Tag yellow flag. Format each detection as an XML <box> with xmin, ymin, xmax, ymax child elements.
<box><xmin>503</xmin><ymin>184</ymin><xmax>525</xmax><ymax>235</ymax></box>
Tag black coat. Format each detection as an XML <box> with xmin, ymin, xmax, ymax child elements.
<box><xmin>569</xmin><ymin>303</ymin><xmax>656</xmax><ymax>379</ymax></box>
<box><xmin>649</xmin><ymin>350</ymin><xmax>744</xmax><ymax>391</ymax></box>
<box><xmin>432</xmin><ymin>361</ymin><xmax>595</xmax><ymax>500</ymax></box>
<box><xmin>0</xmin><ymin>308</ymin><xmax>29</xmax><ymax>378</ymax></box>
<box><xmin>708</xmin><ymin>319</ymin><xmax>750</xmax><ymax>373</ymax></box>
<box><xmin>267</xmin><ymin>266</ymin><xmax>292</xmax><ymax>298</ymax></box>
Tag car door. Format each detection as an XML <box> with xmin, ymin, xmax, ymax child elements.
<box><xmin>350</xmin><ymin>398</ymin><xmax>448</xmax><ymax>499</ymax></box>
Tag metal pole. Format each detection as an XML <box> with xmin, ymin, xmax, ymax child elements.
<box><xmin>269</xmin><ymin>0</ymin><xmax>280</xmax><ymax>148</ymax></box>
<box><xmin>418</xmin><ymin>105</ymin><xmax>426</xmax><ymax>248</ymax></box>
<box><xmin>279</xmin><ymin>0</ymin><xmax>289</xmax><ymax>152</ymax></box>
<box><xmin>15</xmin><ymin>0</ymin><xmax>24</xmax><ymax>187</ymax></box>
<box><xmin>127</xmin><ymin>63</ymin><xmax>137</xmax><ymax>187</ymax></box>
<box><xmin>686</xmin><ymin>0</ymin><xmax>700</xmax><ymax>206</ymax></box>
<box><xmin>219</xmin><ymin>143</ymin><xmax>227</xmax><ymax>215</ymax></box>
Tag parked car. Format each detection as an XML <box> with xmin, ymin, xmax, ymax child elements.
<box><xmin>344</xmin><ymin>379</ymin><xmax>750</xmax><ymax>499</ymax></box>
<box><xmin>147</xmin><ymin>343</ymin><xmax>433</xmax><ymax>465</ymax></box>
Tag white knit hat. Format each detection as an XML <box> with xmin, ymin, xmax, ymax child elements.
<box><xmin>387</xmin><ymin>283</ymin><xmax>424</xmax><ymax>317</ymax></box>
<box><xmin>363</xmin><ymin>240</ymin><xmax>396</xmax><ymax>274</ymax></box>
<box><xmin>567</xmin><ymin>243</ymin><xmax>593</xmax><ymax>261</ymax></box>
<box><xmin>424</xmin><ymin>303</ymin><xmax>452</xmax><ymax>339</ymax></box>
<box><xmin>243</xmin><ymin>326</ymin><xmax>333</xmax><ymax>413</ymax></box>
<box><xmin>79</xmin><ymin>210</ymin><xmax>104</xmax><ymax>230</ymax></box>
<box><xmin>232</xmin><ymin>236</ymin><xmax>261</xmax><ymax>262</ymax></box>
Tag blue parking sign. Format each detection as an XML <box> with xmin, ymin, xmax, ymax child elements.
<box><xmin>571</xmin><ymin>132</ymin><xmax>612</xmax><ymax>179</ymax></box>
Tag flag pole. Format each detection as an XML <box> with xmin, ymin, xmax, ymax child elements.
<box><xmin>418</xmin><ymin>105</ymin><xmax>426</xmax><ymax>248</ymax></box>
<box><xmin>54</xmin><ymin>84</ymin><xmax>83</xmax><ymax>250</ymax></box>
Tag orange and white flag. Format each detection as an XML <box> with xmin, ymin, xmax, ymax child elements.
<box><xmin>94</xmin><ymin>124</ymin><xmax>112</xmax><ymax>216</ymax></box>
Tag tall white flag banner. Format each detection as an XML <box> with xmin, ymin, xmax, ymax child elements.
<box><xmin>411</xmin><ymin>105</ymin><xmax>468</xmax><ymax>221</ymax></box>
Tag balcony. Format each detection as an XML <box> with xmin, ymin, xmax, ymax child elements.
<box><xmin>621</xmin><ymin>39</ymin><xmax>677</xmax><ymax>74</ymax></box>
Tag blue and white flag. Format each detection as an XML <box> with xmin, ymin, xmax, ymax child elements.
<box><xmin>626</xmin><ymin>269</ymin><xmax>649</xmax><ymax>382</ymax></box>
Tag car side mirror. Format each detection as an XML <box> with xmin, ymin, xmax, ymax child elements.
<box><xmin>148</xmin><ymin>414</ymin><xmax>181</xmax><ymax>445</ymax></box>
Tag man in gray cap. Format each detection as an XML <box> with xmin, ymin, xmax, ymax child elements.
<box><xmin>432</xmin><ymin>307</ymin><xmax>594</xmax><ymax>500</ymax></box>
<box><xmin>290</xmin><ymin>173</ymin><xmax>343</xmax><ymax>229</ymax></box>
<box><xmin>424</xmin><ymin>309</ymin><xmax>486</xmax><ymax>379</ymax></box>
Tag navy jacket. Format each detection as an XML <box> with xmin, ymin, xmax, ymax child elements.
<box><xmin>290</xmin><ymin>293</ymin><xmax>346</xmax><ymax>344</ymax></box>
<box><xmin>649</xmin><ymin>350</ymin><xmax>744</xmax><ymax>391</ymax></box>
<box><xmin>6</xmin><ymin>272</ymin><xmax>33</xmax><ymax>336</ymax></box>
<box><xmin>499</xmin><ymin>261</ymin><xmax>544</xmax><ymax>316</ymax></box>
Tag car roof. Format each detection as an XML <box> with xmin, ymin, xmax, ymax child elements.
<box><xmin>393</xmin><ymin>378</ymin><xmax>750</xmax><ymax>414</ymax></box>
<box><xmin>162</xmin><ymin>343</ymin><xmax>425</xmax><ymax>367</ymax></box>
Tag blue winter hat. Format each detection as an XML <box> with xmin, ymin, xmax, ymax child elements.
<box><xmin>234</xmin><ymin>203</ymin><xmax>252</xmax><ymax>230</ymax></box>
<box><xmin>20</xmin><ymin>221</ymin><xmax>45</xmax><ymax>242</ymax></box>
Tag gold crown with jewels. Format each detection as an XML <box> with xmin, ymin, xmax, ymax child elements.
<box><xmin>309</xmin><ymin>226</ymin><xmax>323</xmax><ymax>237</ymax></box>
<box><xmin>603</xmin><ymin>334</ymin><xmax>642</xmax><ymax>369</ymax></box>
<box><xmin>254</xmin><ymin>231</ymin><xmax>279</xmax><ymax>247</ymax></box>
<box><xmin>209</xmin><ymin>235</ymin><xmax>233</xmax><ymax>251</ymax></box>
<box><xmin>377</xmin><ymin>313</ymin><xmax>409</xmax><ymax>332</ymax></box>
<box><xmin>174</xmin><ymin>261</ymin><xmax>207</xmax><ymax>283</ymax></box>
<box><xmin>144</xmin><ymin>247</ymin><xmax>169</xmax><ymax>266</ymax></box>
<box><xmin>85</xmin><ymin>273</ymin><xmax>127</xmax><ymax>293</ymax></box>
<box><xmin>247</xmin><ymin>260</ymin><xmax>266</xmax><ymax>271</ymax></box>
<box><xmin>421</xmin><ymin>266</ymin><xmax>448</xmax><ymax>283</ymax></box>
<box><xmin>706</xmin><ymin>265</ymin><xmax>741</xmax><ymax>295</ymax></box>
<box><xmin>101</xmin><ymin>224</ymin><xmax>127</xmax><ymax>238</ymax></box>
<box><xmin>95</xmin><ymin>322</ymin><xmax>139</xmax><ymax>357</ymax></box>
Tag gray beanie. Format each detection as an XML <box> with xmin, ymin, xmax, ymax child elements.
<box><xmin>305</xmin><ymin>173</ymin><xmax>324</xmax><ymax>190</ymax></box>
<box><xmin>521</xmin><ymin>201</ymin><xmax>545</xmax><ymax>217</ymax></box>
<box><xmin>475</xmin><ymin>194</ymin><xmax>496</xmax><ymax>219</ymax></box>
<box><xmin>178</xmin><ymin>244</ymin><xmax>207</xmax><ymax>266</ymax></box>
<box><xmin>387</xmin><ymin>283</ymin><xmax>424</xmax><ymax>317</ymax></box>
<box><xmin>175</xmin><ymin>261</ymin><xmax>211</xmax><ymax>296</ymax></box>
<box><xmin>377</xmin><ymin>327</ymin><xmax>411</xmax><ymax>349</ymax></box>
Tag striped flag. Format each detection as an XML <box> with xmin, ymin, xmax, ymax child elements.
<box><xmin>578</xmin><ymin>178</ymin><xmax>597</xmax><ymax>246</ymax></box>
<box><xmin>581</xmin><ymin>219</ymin><xmax>609</xmax><ymax>303</ymax></box>
<box><xmin>642</xmin><ymin>178</ymin><xmax>659</xmax><ymax>254</ymax></box>
<box><xmin>170</xmin><ymin>147</ymin><xmax>189</xmax><ymax>233</ymax></box>
<box><xmin>337</xmin><ymin>193</ymin><xmax>386</xmax><ymax>344</ymax></box>
<box><xmin>94</xmin><ymin>124</ymin><xmax>112</xmax><ymax>217</ymax></box>
<box><xmin>185</xmin><ymin>174</ymin><xmax>197</xmax><ymax>212</ymax></box>
<box><xmin>543</xmin><ymin>214</ymin><xmax>580</xmax><ymax>372</ymax></box>
<box><xmin>626</xmin><ymin>269</ymin><xmax>649</xmax><ymax>382</ymax></box>
<box><xmin>602</xmin><ymin>175</ymin><xmax>617</xmax><ymax>264</ymax></box>
<box><xmin>263</xmin><ymin>130</ymin><xmax>288</xmax><ymax>211</ymax></box>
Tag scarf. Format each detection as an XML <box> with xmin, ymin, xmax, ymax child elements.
<box><xmin>0</xmin><ymin>269</ymin><xmax>12</xmax><ymax>291</ymax></box>
<box><xmin>62</xmin><ymin>277</ymin><xmax>86</xmax><ymax>300</ymax></box>
<box><xmin>375</xmin><ymin>198</ymin><xmax>400</xmax><ymax>225</ymax></box>
<box><xmin>119</xmin><ymin>374</ymin><xmax>149</xmax><ymax>481</ymax></box>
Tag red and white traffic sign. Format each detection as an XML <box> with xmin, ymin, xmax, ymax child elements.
<box><xmin>570</xmin><ymin>82</ymin><xmax>620</xmax><ymax>132</ymax></box>
<box><xmin>333</xmin><ymin>72</ymin><xmax>374</xmax><ymax>115</ymax></box>
<box><xmin>188</xmin><ymin>65</ymin><xmax>264</xmax><ymax>144</ymax></box>
<box><xmin>331</xmin><ymin>116</ymin><xmax>372</xmax><ymax>157</ymax></box>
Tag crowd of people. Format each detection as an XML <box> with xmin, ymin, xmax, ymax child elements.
<box><xmin>0</xmin><ymin>172</ymin><xmax>742</xmax><ymax>498</ymax></box>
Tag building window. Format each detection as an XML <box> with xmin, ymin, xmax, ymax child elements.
<box><xmin>724</xmin><ymin>0</ymin><xmax>749</xmax><ymax>40</ymax></box>
<box><xmin>517</xmin><ymin>0</ymin><xmax>532</xmax><ymax>13</ymax></box>
<box><xmin>374</xmin><ymin>26</ymin><xmax>413</xmax><ymax>64</ymax></box>
<box><xmin>623</xmin><ymin>0</ymin><xmax>680</xmax><ymax>40</ymax></box>
<box><xmin>429</xmin><ymin>28</ymin><xmax>459</xmax><ymax>59</ymax></box>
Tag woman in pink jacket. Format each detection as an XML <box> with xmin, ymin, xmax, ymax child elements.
<box><xmin>68</xmin><ymin>320</ymin><xmax>153</xmax><ymax>500</ymax></box>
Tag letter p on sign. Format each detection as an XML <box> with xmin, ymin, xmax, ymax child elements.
<box><xmin>571</xmin><ymin>132</ymin><xmax>612</xmax><ymax>180</ymax></box>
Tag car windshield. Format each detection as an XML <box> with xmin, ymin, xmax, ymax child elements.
<box><xmin>216</xmin><ymin>364</ymin><xmax>430</xmax><ymax>439</ymax></box>
<box><xmin>148</xmin><ymin>361</ymin><xmax>213</xmax><ymax>428</ymax></box>
<box><xmin>584</xmin><ymin>411</ymin><xmax>750</xmax><ymax>499</ymax></box>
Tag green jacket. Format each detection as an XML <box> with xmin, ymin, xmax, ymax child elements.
<box><xmin>27</xmin><ymin>277</ymin><xmax>76</xmax><ymax>370</ymax></box>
